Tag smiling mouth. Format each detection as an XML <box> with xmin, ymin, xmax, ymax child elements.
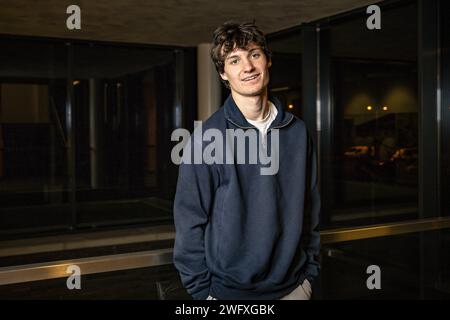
<box><xmin>242</xmin><ymin>74</ymin><xmax>260</xmax><ymax>82</ymax></box>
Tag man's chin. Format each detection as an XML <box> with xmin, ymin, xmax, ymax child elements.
<box><xmin>235</xmin><ymin>87</ymin><xmax>266</xmax><ymax>97</ymax></box>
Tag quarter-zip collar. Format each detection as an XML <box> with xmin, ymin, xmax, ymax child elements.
<box><xmin>223</xmin><ymin>93</ymin><xmax>294</xmax><ymax>130</ymax></box>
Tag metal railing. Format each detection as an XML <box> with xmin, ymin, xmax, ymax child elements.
<box><xmin>1</xmin><ymin>217</ymin><xmax>450</xmax><ymax>286</ymax></box>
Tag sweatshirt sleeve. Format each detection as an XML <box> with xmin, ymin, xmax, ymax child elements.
<box><xmin>173</xmin><ymin>140</ymin><xmax>219</xmax><ymax>300</ymax></box>
<box><xmin>301</xmin><ymin>132</ymin><xmax>321</xmax><ymax>284</ymax></box>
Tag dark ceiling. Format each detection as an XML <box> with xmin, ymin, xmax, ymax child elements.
<box><xmin>0</xmin><ymin>0</ymin><xmax>378</xmax><ymax>46</ymax></box>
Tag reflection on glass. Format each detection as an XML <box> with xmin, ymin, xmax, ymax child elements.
<box><xmin>71</xmin><ymin>44</ymin><xmax>178</xmax><ymax>228</ymax></box>
<box><xmin>267</xmin><ymin>31</ymin><xmax>303</xmax><ymax>118</ymax></box>
<box><xmin>0</xmin><ymin>40</ymin><xmax>69</xmax><ymax>237</ymax></box>
<box><xmin>328</xmin><ymin>2</ymin><xmax>418</xmax><ymax>226</ymax></box>
<box><xmin>320</xmin><ymin>229</ymin><xmax>450</xmax><ymax>299</ymax></box>
<box><xmin>0</xmin><ymin>39</ymin><xmax>185</xmax><ymax>239</ymax></box>
<box><xmin>442</xmin><ymin>1</ymin><xmax>450</xmax><ymax>217</ymax></box>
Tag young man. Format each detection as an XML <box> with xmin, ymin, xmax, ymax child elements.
<box><xmin>173</xmin><ymin>21</ymin><xmax>321</xmax><ymax>300</ymax></box>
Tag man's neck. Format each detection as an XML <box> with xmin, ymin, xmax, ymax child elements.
<box><xmin>231</xmin><ymin>90</ymin><xmax>270</xmax><ymax>121</ymax></box>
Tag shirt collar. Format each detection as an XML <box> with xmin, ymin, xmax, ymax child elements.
<box><xmin>223</xmin><ymin>93</ymin><xmax>294</xmax><ymax>129</ymax></box>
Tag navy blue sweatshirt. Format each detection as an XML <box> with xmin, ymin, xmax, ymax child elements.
<box><xmin>173</xmin><ymin>94</ymin><xmax>321</xmax><ymax>300</ymax></box>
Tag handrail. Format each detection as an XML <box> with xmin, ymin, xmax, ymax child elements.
<box><xmin>1</xmin><ymin>217</ymin><xmax>450</xmax><ymax>286</ymax></box>
<box><xmin>0</xmin><ymin>224</ymin><xmax>175</xmax><ymax>258</ymax></box>
<box><xmin>321</xmin><ymin>216</ymin><xmax>450</xmax><ymax>243</ymax></box>
<box><xmin>0</xmin><ymin>248</ymin><xmax>173</xmax><ymax>286</ymax></box>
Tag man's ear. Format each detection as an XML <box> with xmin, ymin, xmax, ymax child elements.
<box><xmin>220</xmin><ymin>72</ymin><xmax>228</xmax><ymax>81</ymax></box>
<box><xmin>268</xmin><ymin>59</ymin><xmax>272</xmax><ymax>68</ymax></box>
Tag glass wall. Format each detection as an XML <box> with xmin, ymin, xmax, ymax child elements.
<box><xmin>0</xmin><ymin>39</ymin><xmax>70</xmax><ymax>237</ymax></box>
<box><xmin>312</xmin><ymin>0</ymin><xmax>449</xmax><ymax>300</ymax></box>
<box><xmin>441</xmin><ymin>0</ymin><xmax>450</xmax><ymax>217</ymax></box>
<box><xmin>325</xmin><ymin>1</ymin><xmax>419</xmax><ymax>227</ymax></box>
<box><xmin>70</xmin><ymin>43</ymin><xmax>178</xmax><ymax>229</ymax></box>
<box><xmin>267</xmin><ymin>30</ymin><xmax>303</xmax><ymax>118</ymax></box>
<box><xmin>319</xmin><ymin>228</ymin><xmax>450</xmax><ymax>299</ymax></box>
<box><xmin>0</xmin><ymin>38</ymin><xmax>195</xmax><ymax>239</ymax></box>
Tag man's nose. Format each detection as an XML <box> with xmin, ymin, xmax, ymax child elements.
<box><xmin>242</xmin><ymin>58</ymin><xmax>255</xmax><ymax>72</ymax></box>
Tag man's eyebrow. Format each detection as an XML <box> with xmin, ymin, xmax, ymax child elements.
<box><xmin>226</xmin><ymin>54</ymin><xmax>240</xmax><ymax>61</ymax></box>
<box><xmin>226</xmin><ymin>48</ymin><xmax>261</xmax><ymax>61</ymax></box>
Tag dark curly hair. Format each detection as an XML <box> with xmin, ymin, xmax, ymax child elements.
<box><xmin>210</xmin><ymin>21</ymin><xmax>272</xmax><ymax>88</ymax></box>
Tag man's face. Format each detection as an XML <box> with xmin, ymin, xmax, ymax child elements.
<box><xmin>220</xmin><ymin>43</ymin><xmax>271</xmax><ymax>97</ymax></box>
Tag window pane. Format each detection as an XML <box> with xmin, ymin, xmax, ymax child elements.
<box><xmin>327</xmin><ymin>3</ymin><xmax>418</xmax><ymax>227</ymax></box>
<box><xmin>268</xmin><ymin>31</ymin><xmax>303</xmax><ymax>118</ymax></box>
<box><xmin>71</xmin><ymin>43</ymin><xmax>178</xmax><ymax>228</ymax></box>
<box><xmin>0</xmin><ymin>39</ymin><xmax>188</xmax><ymax>239</ymax></box>
<box><xmin>320</xmin><ymin>229</ymin><xmax>450</xmax><ymax>299</ymax></box>
<box><xmin>0</xmin><ymin>39</ymin><xmax>70</xmax><ymax>238</ymax></box>
<box><xmin>441</xmin><ymin>0</ymin><xmax>450</xmax><ymax>217</ymax></box>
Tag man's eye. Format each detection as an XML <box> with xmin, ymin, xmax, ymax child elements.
<box><xmin>230</xmin><ymin>59</ymin><xmax>239</xmax><ymax>65</ymax></box>
<box><xmin>252</xmin><ymin>53</ymin><xmax>261</xmax><ymax>58</ymax></box>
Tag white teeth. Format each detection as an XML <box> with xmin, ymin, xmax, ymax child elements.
<box><xmin>243</xmin><ymin>74</ymin><xmax>258</xmax><ymax>81</ymax></box>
